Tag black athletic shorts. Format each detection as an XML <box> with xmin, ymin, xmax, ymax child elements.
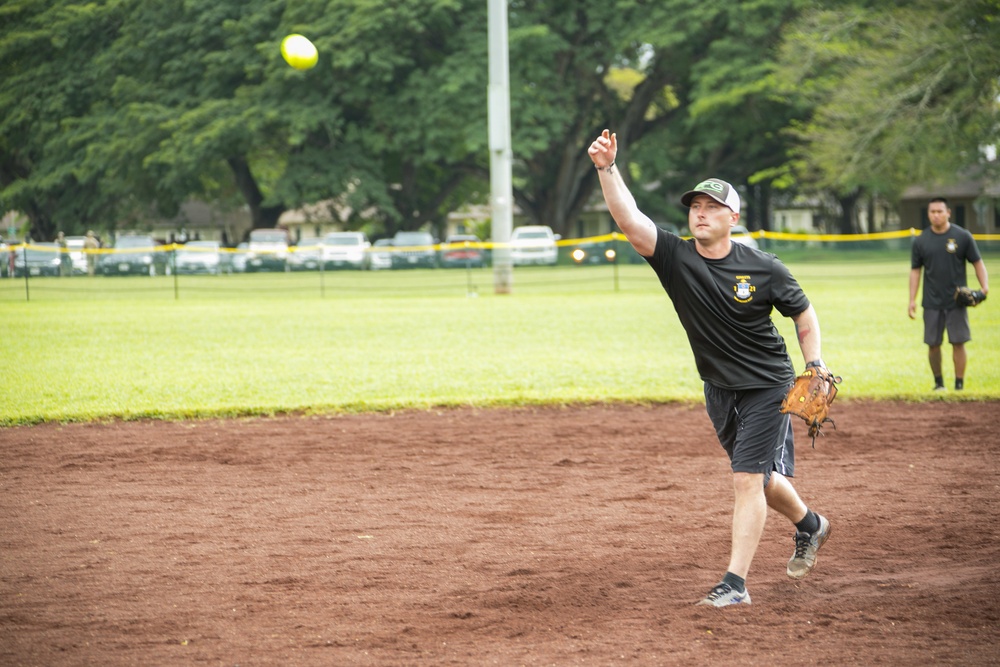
<box><xmin>703</xmin><ymin>382</ymin><xmax>795</xmax><ymax>486</ymax></box>
<box><xmin>923</xmin><ymin>308</ymin><xmax>971</xmax><ymax>346</ymax></box>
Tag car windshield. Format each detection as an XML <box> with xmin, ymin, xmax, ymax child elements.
<box><xmin>446</xmin><ymin>236</ymin><xmax>478</xmax><ymax>243</ymax></box>
<box><xmin>116</xmin><ymin>236</ymin><xmax>155</xmax><ymax>248</ymax></box>
<box><xmin>250</xmin><ymin>231</ymin><xmax>287</xmax><ymax>243</ymax></box>
<box><xmin>374</xmin><ymin>239</ymin><xmax>393</xmax><ymax>247</ymax></box>
<box><xmin>324</xmin><ymin>235</ymin><xmax>361</xmax><ymax>246</ymax></box>
<box><xmin>297</xmin><ymin>238</ymin><xmax>323</xmax><ymax>247</ymax></box>
<box><xmin>178</xmin><ymin>242</ymin><xmax>218</xmax><ymax>254</ymax></box>
<box><xmin>513</xmin><ymin>230</ymin><xmax>550</xmax><ymax>240</ymax></box>
<box><xmin>394</xmin><ymin>233</ymin><xmax>432</xmax><ymax>245</ymax></box>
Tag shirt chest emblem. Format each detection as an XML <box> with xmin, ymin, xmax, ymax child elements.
<box><xmin>733</xmin><ymin>275</ymin><xmax>755</xmax><ymax>303</ymax></box>
<box><xmin>946</xmin><ymin>238</ymin><xmax>958</xmax><ymax>253</ymax></box>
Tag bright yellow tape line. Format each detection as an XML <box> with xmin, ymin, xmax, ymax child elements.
<box><xmin>5</xmin><ymin>228</ymin><xmax>999</xmax><ymax>256</ymax></box>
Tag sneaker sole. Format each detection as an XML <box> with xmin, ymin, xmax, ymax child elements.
<box><xmin>695</xmin><ymin>592</ymin><xmax>752</xmax><ymax>607</ymax></box>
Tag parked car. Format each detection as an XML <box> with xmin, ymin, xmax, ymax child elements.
<box><xmin>321</xmin><ymin>231</ymin><xmax>370</xmax><ymax>270</ymax></box>
<box><xmin>13</xmin><ymin>242</ymin><xmax>62</xmax><ymax>277</ymax></box>
<box><xmin>100</xmin><ymin>235</ymin><xmax>170</xmax><ymax>276</ymax></box>
<box><xmin>509</xmin><ymin>225</ymin><xmax>559</xmax><ymax>266</ymax></box>
<box><xmin>369</xmin><ymin>238</ymin><xmax>394</xmax><ymax>271</ymax></box>
<box><xmin>289</xmin><ymin>237</ymin><xmax>325</xmax><ymax>271</ymax></box>
<box><xmin>64</xmin><ymin>235</ymin><xmax>89</xmax><ymax>275</ymax></box>
<box><xmin>391</xmin><ymin>231</ymin><xmax>437</xmax><ymax>269</ymax></box>
<box><xmin>569</xmin><ymin>239</ymin><xmax>619</xmax><ymax>265</ymax></box>
<box><xmin>246</xmin><ymin>228</ymin><xmax>290</xmax><ymax>272</ymax></box>
<box><xmin>228</xmin><ymin>242</ymin><xmax>249</xmax><ymax>273</ymax></box>
<box><xmin>174</xmin><ymin>240</ymin><xmax>223</xmax><ymax>275</ymax></box>
<box><xmin>731</xmin><ymin>225</ymin><xmax>760</xmax><ymax>249</ymax></box>
<box><xmin>440</xmin><ymin>234</ymin><xmax>486</xmax><ymax>269</ymax></box>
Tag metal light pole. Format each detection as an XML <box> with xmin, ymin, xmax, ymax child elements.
<box><xmin>488</xmin><ymin>0</ymin><xmax>513</xmax><ymax>294</ymax></box>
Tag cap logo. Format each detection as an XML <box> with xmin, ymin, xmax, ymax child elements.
<box><xmin>695</xmin><ymin>180</ymin><xmax>725</xmax><ymax>194</ymax></box>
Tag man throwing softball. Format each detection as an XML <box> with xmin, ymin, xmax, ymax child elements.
<box><xmin>588</xmin><ymin>129</ymin><xmax>832</xmax><ymax>607</ymax></box>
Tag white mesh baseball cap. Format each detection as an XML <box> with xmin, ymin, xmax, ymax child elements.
<box><xmin>680</xmin><ymin>178</ymin><xmax>740</xmax><ymax>214</ymax></box>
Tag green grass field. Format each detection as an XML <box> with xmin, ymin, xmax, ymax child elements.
<box><xmin>2</xmin><ymin>254</ymin><xmax>997</xmax><ymax>425</ymax></box>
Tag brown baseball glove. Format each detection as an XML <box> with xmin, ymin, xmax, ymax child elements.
<box><xmin>954</xmin><ymin>286</ymin><xmax>987</xmax><ymax>308</ymax></box>
<box><xmin>780</xmin><ymin>366</ymin><xmax>843</xmax><ymax>447</ymax></box>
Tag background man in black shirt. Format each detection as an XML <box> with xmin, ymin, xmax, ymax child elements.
<box><xmin>588</xmin><ymin>129</ymin><xmax>833</xmax><ymax>608</ymax></box>
<box><xmin>908</xmin><ymin>197</ymin><xmax>989</xmax><ymax>391</ymax></box>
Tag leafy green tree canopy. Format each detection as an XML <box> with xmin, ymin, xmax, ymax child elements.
<box><xmin>775</xmin><ymin>0</ymin><xmax>1000</xmax><ymax>200</ymax></box>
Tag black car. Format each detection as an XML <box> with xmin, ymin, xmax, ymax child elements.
<box><xmin>569</xmin><ymin>239</ymin><xmax>619</xmax><ymax>265</ymax></box>
<box><xmin>12</xmin><ymin>242</ymin><xmax>62</xmax><ymax>277</ymax></box>
<box><xmin>391</xmin><ymin>231</ymin><xmax>437</xmax><ymax>269</ymax></box>
<box><xmin>100</xmin><ymin>235</ymin><xmax>171</xmax><ymax>276</ymax></box>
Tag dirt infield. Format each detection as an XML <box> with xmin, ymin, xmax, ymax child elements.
<box><xmin>2</xmin><ymin>401</ymin><xmax>999</xmax><ymax>666</ymax></box>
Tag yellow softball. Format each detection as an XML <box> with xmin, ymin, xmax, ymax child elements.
<box><xmin>281</xmin><ymin>34</ymin><xmax>318</xmax><ymax>71</ymax></box>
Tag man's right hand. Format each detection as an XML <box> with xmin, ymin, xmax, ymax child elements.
<box><xmin>588</xmin><ymin>129</ymin><xmax>617</xmax><ymax>169</ymax></box>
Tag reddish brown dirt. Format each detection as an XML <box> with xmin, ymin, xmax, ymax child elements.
<box><xmin>2</xmin><ymin>401</ymin><xmax>999</xmax><ymax>666</ymax></box>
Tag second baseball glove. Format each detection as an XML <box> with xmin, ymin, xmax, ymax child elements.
<box><xmin>780</xmin><ymin>366</ymin><xmax>843</xmax><ymax>447</ymax></box>
<box><xmin>954</xmin><ymin>286</ymin><xmax>987</xmax><ymax>308</ymax></box>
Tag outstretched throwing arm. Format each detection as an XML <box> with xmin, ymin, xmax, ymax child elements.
<box><xmin>588</xmin><ymin>130</ymin><xmax>658</xmax><ymax>257</ymax></box>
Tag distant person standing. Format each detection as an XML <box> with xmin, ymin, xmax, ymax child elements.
<box><xmin>56</xmin><ymin>232</ymin><xmax>70</xmax><ymax>277</ymax></box>
<box><xmin>84</xmin><ymin>230</ymin><xmax>100</xmax><ymax>277</ymax></box>
<box><xmin>0</xmin><ymin>235</ymin><xmax>9</xmax><ymax>278</ymax></box>
<box><xmin>908</xmin><ymin>198</ymin><xmax>989</xmax><ymax>391</ymax></box>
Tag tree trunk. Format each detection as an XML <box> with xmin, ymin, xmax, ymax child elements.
<box><xmin>836</xmin><ymin>189</ymin><xmax>861</xmax><ymax>234</ymax></box>
<box><xmin>744</xmin><ymin>182</ymin><xmax>772</xmax><ymax>231</ymax></box>
<box><xmin>227</xmin><ymin>156</ymin><xmax>283</xmax><ymax>229</ymax></box>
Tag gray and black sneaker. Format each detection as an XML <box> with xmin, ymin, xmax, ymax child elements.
<box><xmin>787</xmin><ymin>514</ymin><xmax>831</xmax><ymax>579</ymax></box>
<box><xmin>695</xmin><ymin>582</ymin><xmax>751</xmax><ymax>607</ymax></box>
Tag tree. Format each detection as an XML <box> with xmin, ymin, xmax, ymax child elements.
<box><xmin>105</xmin><ymin>0</ymin><xmax>488</xmax><ymax>236</ymax></box>
<box><xmin>1</xmin><ymin>0</ymin><xmax>814</xmax><ymax>241</ymax></box>
<box><xmin>0</xmin><ymin>0</ymin><xmax>125</xmax><ymax>239</ymax></box>
<box><xmin>1</xmin><ymin>0</ymin><xmax>488</xmax><ymax>238</ymax></box>
<box><xmin>775</xmin><ymin>0</ymin><xmax>1000</xmax><ymax>226</ymax></box>
<box><xmin>496</xmin><ymin>0</ymin><xmax>808</xmax><ymax>236</ymax></box>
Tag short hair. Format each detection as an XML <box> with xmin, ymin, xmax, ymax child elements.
<box><xmin>928</xmin><ymin>197</ymin><xmax>949</xmax><ymax>207</ymax></box>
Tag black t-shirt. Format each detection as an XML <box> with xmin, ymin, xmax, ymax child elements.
<box><xmin>645</xmin><ymin>227</ymin><xmax>810</xmax><ymax>390</ymax></box>
<box><xmin>911</xmin><ymin>224</ymin><xmax>982</xmax><ymax>310</ymax></box>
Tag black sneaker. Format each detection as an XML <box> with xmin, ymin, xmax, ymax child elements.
<box><xmin>695</xmin><ymin>582</ymin><xmax>751</xmax><ymax>607</ymax></box>
<box><xmin>787</xmin><ymin>514</ymin><xmax>831</xmax><ymax>579</ymax></box>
